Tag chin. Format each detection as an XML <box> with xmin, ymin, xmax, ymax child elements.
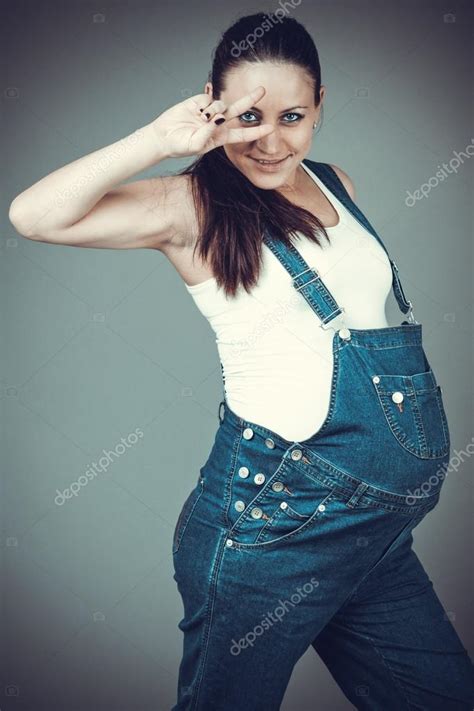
<box><xmin>247</xmin><ymin>174</ymin><xmax>289</xmax><ymax>189</ymax></box>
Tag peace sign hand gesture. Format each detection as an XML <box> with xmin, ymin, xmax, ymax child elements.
<box><xmin>150</xmin><ymin>85</ymin><xmax>274</xmax><ymax>159</ymax></box>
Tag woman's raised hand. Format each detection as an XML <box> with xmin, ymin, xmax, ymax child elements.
<box><xmin>150</xmin><ymin>85</ymin><xmax>274</xmax><ymax>159</ymax></box>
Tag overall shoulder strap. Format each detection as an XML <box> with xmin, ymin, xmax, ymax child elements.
<box><xmin>301</xmin><ymin>159</ymin><xmax>415</xmax><ymax>321</ymax></box>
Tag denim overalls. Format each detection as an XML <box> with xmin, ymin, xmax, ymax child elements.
<box><xmin>171</xmin><ymin>160</ymin><xmax>474</xmax><ymax>710</ymax></box>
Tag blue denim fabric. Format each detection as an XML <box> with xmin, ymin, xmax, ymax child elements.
<box><xmin>171</xmin><ymin>161</ymin><xmax>474</xmax><ymax>710</ymax></box>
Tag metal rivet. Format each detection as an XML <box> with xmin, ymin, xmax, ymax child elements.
<box><xmin>238</xmin><ymin>466</ymin><xmax>250</xmax><ymax>478</ymax></box>
<box><xmin>338</xmin><ymin>328</ymin><xmax>351</xmax><ymax>340</ymax></box>
<box><xmin>225</xmin><ymin>539</ymin><xmax>234</xmax><ymax>547</ymax></box>
<box><xmin>254</xmin><ymin>473</ymin><xmax>265</xmax><ymax>485</ymax></box>
<box><xmin>265</xmin><ymin>437</ymin><xmax>275</xmax><ymax>449</ymax></box>
<box><xmin>243</xmin><ymin>427</ymin><xmax>254</xmax><ymax>440</ymax></box>
<box><xmin>372</xmin><ymin>375</ymin><xmax>380</xmax><ymax>384</ymax></box>
<box><xmin>318</xmin><ymin>503</ymin><xmax>326</xmax><ymax>512</ymax></box>
<box><xmin>280</xmin><ymin>501</ymin><xmax>288</xmax><ymax>510</ymax></box>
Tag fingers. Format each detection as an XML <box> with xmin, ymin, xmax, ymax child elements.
<box><xmin>187</xmin><ymin>93</ymin><xmax>226</xmax><ymax>118</ymax></box>
<box><xmin>223</xmin><ymin>123</ymin><xmax>274</xmax><ymax>144</ymax></box>
<box><xmin>189</xmin><ymin>85</ymin><xmax>266</xmax><ymax>123</ymax></box>
<box><xmin>187</xmin><ymin>94</ymin><xmax>213</xmax><ymax>112</ymax></box>
<box><xmin>199</xmin><ymin>99</ymin><xmax>226</xmax><ymax>121</ymax></box>
<box><xmin>222</xmin><ymin>85</ymin><xmax>266</xmax><ymax>121</ymax></box>
<box><xmin>187</xmin><ymin>86</ymin><xmax>272</xmax><ymax>151</ymax></box>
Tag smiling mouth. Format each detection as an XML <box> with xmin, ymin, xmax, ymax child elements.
<box><xmin>249</xmin><ymin>155</ymin><xmax>291</xmax><ymax>164</ymax></box>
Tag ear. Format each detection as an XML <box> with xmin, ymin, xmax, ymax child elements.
<box><xmin>319</xmin><ymin>85</ymin><xmax>326</xmax><ymax>104</ymax></box>
<box><xmin>204</xmin><ymin>81</ymin><xmax>213</xmax><ymax>98</ymax></box>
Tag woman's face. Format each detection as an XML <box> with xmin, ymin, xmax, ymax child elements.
<box><xmin>205</xmin><ymin>61</ymin><xmax>324</xmax><ymax>192</ymax></box>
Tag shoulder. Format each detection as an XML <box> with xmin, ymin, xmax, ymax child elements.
<box><xmin>329</xmin><ymin>164</ymin><xmax>356</xmax><ymax>201</ymax></box>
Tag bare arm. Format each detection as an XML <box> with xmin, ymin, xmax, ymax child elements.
<box><xmin>8</xmin><ymin>86</ymin><xmax>275</xmax><ymax>251</ymax></box>
<box><xmin>8</xmin><ymin>122</ymin><xmax>180</xmax><ymax>249</ymax></box>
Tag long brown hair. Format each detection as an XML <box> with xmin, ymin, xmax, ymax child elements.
<box><xmin>177</xmin><ymin>13</ymin><xmax>330</xmax><ymax>297</ymax></box>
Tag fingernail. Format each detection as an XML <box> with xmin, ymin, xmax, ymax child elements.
<box><xmin>214</xmin><ymin>117</ymin><xmax>225</xmax><ymax>125</ymax></box>
<box><xmin>199</xmin><ymin>108</ymin><xmax>203</xmax><ymax>112</ymax></box>
<box><xmin>204</xmin><ymin>112</ymin><xmax>210</xmax><ymax>118</ymax></box>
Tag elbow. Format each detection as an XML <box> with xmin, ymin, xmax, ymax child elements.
<box><xmin>8</xmin><ymin>199</ymin><xmax>42</xmax><ymax>239</ymax></box>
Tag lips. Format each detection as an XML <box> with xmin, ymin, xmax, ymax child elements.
<box><xmin>249</xmin><ymin>155</ymin><xmax>290</xmax><ymax>164</ymax></box>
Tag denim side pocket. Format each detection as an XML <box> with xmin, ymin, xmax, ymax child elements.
<box><xmin>229</xmin><ymin>457</ymin><xmax>338</xmax><ymax>547</ymax></box>
<box><xmin>172</xmin><ymin>475</ymin><xmax>205</xmax><ymax>555</ymax></box>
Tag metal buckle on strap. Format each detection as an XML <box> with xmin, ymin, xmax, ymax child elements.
<box><xmin>406</xmin><ymin>301</ymin><xmax>418</xmax><ymax>325</ymax></box>
<box><xmin>292</xmin><ymin>266</ymin><xmax>321</xmax><ymax>291</ymax></box>
<box><xmin>392</xmin><ymin>262</ymin><xmax>418</xmax><ymax>325</ymax></box>
<box><xmin>320</xmin><ymin>306</ymin><xmax>347</xmax><ymax>330</ymax></box>
<box><xmin>292</xmin><ymin>267</ymin><xmax>347</xmax><ymax>330</ymax></box>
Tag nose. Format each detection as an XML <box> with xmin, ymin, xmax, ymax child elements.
<box><xmin>255</xmin><ymin>125</ymin><xmax>284</xmax><ymax>154</ymax></box>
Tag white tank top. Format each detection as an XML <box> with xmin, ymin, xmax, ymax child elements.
<box><xmin>184</xmin><ymin>161</ymin><xmax>392</xmax><ymax>441</ymax></box>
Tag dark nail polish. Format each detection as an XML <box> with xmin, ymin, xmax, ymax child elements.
<box><xmin>204</xmin><ymin>112</ymin><xmax>211</xmax><ymax>118</ymax></box>
<box><xmin>199</xmin><ymin>108</ymin><xmax>203</xmax><ymax>112</ymax></box>
<box><xmin>215</xmin><ymin>117</ymin><xmax>225</xmax><ymax>125</ymax></box>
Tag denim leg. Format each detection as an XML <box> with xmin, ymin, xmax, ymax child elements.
<box><xmin>312</xmin><ymin>533</ymin><xmax>474</xmax><ymax>710</ymax></box>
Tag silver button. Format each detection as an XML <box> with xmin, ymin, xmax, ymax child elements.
<box><xmin>264</xmin><ymin>438</ymin><xmax>275</xmax><ymax>449</ymax></box>
<box><xmin>338</xmin><ymin>328</ymin><xmax>351</xmax><ymax>340</ymax></box>
<box><xmin>392</xmin><ymin>391</ymin><xmax>404</xmax><ymax>404</ymax></box>
<box><xmin>318</xmin><ymin>503</ymin><xmax>326</xmax><ymax>512</ymax></box>
<box><xmin>291</xmin><ymin>449</ymin><xmax>303</xmax><ymax>461</ymax></box>
<box><xmin>272</xmin><ymin>481</ymin><xmax>284</xmax><ymax>492</ymax></box>
<box><xmin>372</xmin><ymin>375</ymin><xmax>380</xmax><ymax>384</ymax></box>
<box><xmin>254</xmin><ymin>473</ymin><xmax>265</xmax><ymax>485</ymax></box>
<box><xmin>234</xmin><ymin>500</ymin><xmax>245</xmax><ymax>512</ymax></box>
<box><xmin>250</xmin><ymin>507</ymin><xmax>263</xmax><ymax>519</ymax></box>
<box><xmin>280</xmin><ymin>501</ymin><xmax>288</xmax><ymax>510</ymax></box>
<box><xmin>243</xmin><ymin>427</ymin><xmax>254</xmax><ymax>440</ymax></box>
<box><xmin>238</xmin><ymin>466</ymin><xmax>250</xmax><ymax>478</ymax></box>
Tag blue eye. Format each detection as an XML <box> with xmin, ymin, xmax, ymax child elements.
<box><xmin>239</xmin><ymin>112</ymin><xmax>304</xmax><ymax>123</ymax></box>
<box><xmin>239</xmin><ymin>112</ymin><xmax>259</xmax><ymax>123</ymax></box>
<box><xmin>284</xmin><ymin>112</ymin><xmax>304</xmax><ymax>122</ymax></box>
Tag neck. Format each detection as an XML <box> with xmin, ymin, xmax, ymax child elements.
<box><xmin>276</xmin><ymin>162</ymin><xmax>307</xmax><ymax>197</ymax></box>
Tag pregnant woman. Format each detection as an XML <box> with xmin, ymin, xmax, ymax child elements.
<box><xmin>9</xmin><ymin>12</ymin><xmax>474</xmax><ymax>711</ymax></box>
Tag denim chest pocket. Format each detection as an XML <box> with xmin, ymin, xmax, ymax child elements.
<box><xmin>228</xmin><ymin>460</ymin><xmax>338</xmax><ymax>548</ymax></box>
<box><xmin>372</xmin><ymin>368</ymin><xmax>450</xmax><ymax>459</ymax></box>
<box><xmin>172</xmin><ymin>474</ymin><xmax>205</xmax><ymax>555</ymax></box>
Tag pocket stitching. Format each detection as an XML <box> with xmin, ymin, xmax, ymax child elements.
<box><xmin>435</xmin><ymin>386</ymin><xmax>450</xmax><ymax>451</ymax></box>
<box><xmin>230</xmin><ymin>456</ymin><xmax>292</xmax><ymax>532</ymax></box>
<box><xmin>234</xmin><ymin>490</ymin><xmax>337</xmax><ymax>549</ymax></box>
<box><xmin>374</xmin><ymin>376</ymin><xmax>449</xmax><ymax>459</ymax></box>
<box><xmin>172</xmin><ymin>477</ymin><xmax>205</xmax><ymax>555</ymax></box>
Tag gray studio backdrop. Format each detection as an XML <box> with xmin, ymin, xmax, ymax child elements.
<box><xmin>2</xmin><ymin>1</ymin><xmax>473</xmax><ymax>709</ymax></box>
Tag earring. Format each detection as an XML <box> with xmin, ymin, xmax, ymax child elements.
<box><xmin>313</xmin><ymin>106</ymin><xmax>323</xmax><ymax>131</ymax></box>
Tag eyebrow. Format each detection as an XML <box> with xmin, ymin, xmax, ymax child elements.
<box><xmin>247</xmin><ymin>105</ymin><xmax>309</xmax><ymax>113</ymax></box>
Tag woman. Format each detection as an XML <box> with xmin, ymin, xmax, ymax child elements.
<box><xmin>9</xmin><ymin>12</ymin><xmax>474</xmax><ymax>711</ymax></box>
